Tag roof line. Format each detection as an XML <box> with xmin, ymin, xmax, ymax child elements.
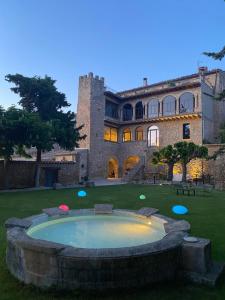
<box><xmin>117</xmin><ymin>69</ymin><xmax>221</xmax><ymax>95</ymax></box>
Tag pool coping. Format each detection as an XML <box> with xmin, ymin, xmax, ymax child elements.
<box><xmin>5</xmin><ymin>207</ymin><xmax>190</xmax><ymax>258</ymax></box>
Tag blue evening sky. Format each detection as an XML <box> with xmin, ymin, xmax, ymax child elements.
<box><xmin>0</xmin><ymin>0</ymin><xmax>225</xmax><ymax>112</ymax></box>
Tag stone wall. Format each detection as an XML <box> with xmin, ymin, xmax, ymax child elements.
<box><xmin>0</xmin><ymin>160</ymin><xmax>79</xmax><ymax>190</ymax></box>
<box><xmin>213</xmin><ymin>152</ymin><xmax>225</xmax><ymax>190</ymax></box>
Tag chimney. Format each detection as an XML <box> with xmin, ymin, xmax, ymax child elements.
<box><xmin>198</xmin><ymin>66</ymin><xmax>208</xmax><ymax>79</ymax></box>
<box><xmin>198</xmin><ymin>66</ymin><xmax>208</xmax><ymax>82</ymax></box>
<box><xmin>143</xmin><ymin>77</ymin><xmax>148</xmax><ymax>86</ymax></box>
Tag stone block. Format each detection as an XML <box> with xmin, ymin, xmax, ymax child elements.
<box><xmin>164</xmin><ymin>220</ymin><xmax>190</xmax><ymax>233</ymax></box>
<box><xmin>94</xmin><ymin>204</ymin><xmax>113</xmax><ymax>214</ymax></box>
<box><xmin>138</xmin><ymin>207</ymin><xmax>159</xmax><ymax>216</ymax></box>
<box><xmin>181</xmin><ymin>238</ymin><xmax>212</xmax><ymax>274</ymax></box>
<box><xmin>5</xmin><ymin>218</ymin><xmax>32</xmax><ymax>229</ymax></box>
<box><xmin>179</xmin><ymin>262</ymin><xmax>224</xmax><ymax>287</ymax></box>
<box><xmin>42</xmin><ymin>207</ymin><xmax>69</xmax><ymax>216</ymax></box>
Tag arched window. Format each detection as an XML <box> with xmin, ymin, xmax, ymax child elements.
<box><xmin>135</xmin><ymin>101</ymin><xmax>144</xmax><ymax>119</ymax></box>
<box><xmin>123</xmin><ymin>128</ymin><xmax>132</xmax><ymax>142</ymax></box>
<box><xmin>135</xmin><ymin>126</ymin><xmax>143</xmax><ymax>141</ymax></box>
<box><xmin>162</xmin><ymin>95</ymin><xmax>176</xmax><ymax>116</ymax></box>
<box><xmin>147</xmin><ymin>126</ymin><xmax>159</xmax><ymax>147</ymax></box>
<box><xmin>179</xmin><ymin>92</ymin><xmax>194</xmax><ymax>113</ymax></box>
<box><xmin>122</xmin><ymin>104</ymin><xmax>133</xmax><ymax>121</ymax></box>
<box><xmin>148</xmin><ymin>99</ymin><xmax>159</xmax><ymax>118</ymax></box>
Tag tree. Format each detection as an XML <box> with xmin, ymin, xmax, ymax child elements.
<box><xmin>0</xmin><ymin>106</ymin><xmax>31</xmax><ymax>188</ymax></box>
<box><xmin>152</xmin><ymin>145</ymin><xmax>179</xmax><ymax>181</ymax></box>
<box><xmin>204</xmin><ymin>45</ymin><xmax>225</xmax><ymax>101</ymax></box>
<box><xmin>5</xmin><ymin>74</ymin><xmax>85</xmax><ymax>187</ymax></box>
<box><xmin>204</xmin><ymin>46</ymin><xmax>225</xmax><ymax>61</ymax></box>
<box><xmin>174</xmin><ymin>142</ymin><xmax>208</xmax><ymax>182</ymax></box>
<box><xmin>5</xmin><ymin>74</ymin><xmax>70</xmax><ymax>120</ymax></box>
<box><xmin>20</xmin><ymin>113</ymin><xmax>54</xmax><ymax>186</ymax></box>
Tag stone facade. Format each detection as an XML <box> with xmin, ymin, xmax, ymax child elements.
<box><xmin>75</xmin><ymin>68</ymin><xmax>225</xmax><ymax>179</ymax></box>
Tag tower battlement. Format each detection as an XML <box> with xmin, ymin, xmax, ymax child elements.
<box><xmin>79</xmin><ymin>72</ymin><xmax>104</xmax><ymax>85</ymax></box>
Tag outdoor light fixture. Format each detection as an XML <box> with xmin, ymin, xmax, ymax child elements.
<box><xmin>59</xmin><ymin>204</ymin><xmax>69</xmax><ymax>212</ymax></box>
<box><xmin>77</xmin><ymin>190</ymin><xmax>87</xmax><ymax>197</ymax></box>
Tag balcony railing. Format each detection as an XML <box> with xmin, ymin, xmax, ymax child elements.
<box><xmin>104</xmin><ymin>111</ymin><xmax>201</xmax><ymax>125</ymax></box>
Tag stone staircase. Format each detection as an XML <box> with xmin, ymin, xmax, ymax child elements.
<box><xmin>122</xmin><ymin>156</ymin><xmax>145</xmax><ymax>182</ymax></box>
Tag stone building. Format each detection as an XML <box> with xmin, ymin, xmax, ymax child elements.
<box><xmin>75</xmin><ymin>68</ymin><xmax>225</xmax><ymax>180</ymax></box>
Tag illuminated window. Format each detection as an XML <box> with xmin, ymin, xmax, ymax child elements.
<box><xmin>104</xmin><ymin>127</ymin><xmax>118</xmax><ymax>142</ymax></box>
<box><xmin>123</xmin><ymin>128</ymin><xmax>132</xmax><ymax>142</ymax></box>
<box><xmin>147</xmin><ymin>125</ymin><xmax>159</xmax><ymax>147</ymax></box>
<box><xmin>183</xmin><ymin>123</ymin><xmax>190</xmax><ymax>139</ymax></box>
<box><xmin>135</xmin><ymin>126</ymin><xmax>143</xmax><ymax>141</ymax></box>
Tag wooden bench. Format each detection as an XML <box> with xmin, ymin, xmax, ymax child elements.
<box><xmin>176</xmin><ymin>187</ymin><xmax>196</xmax><ymax>196</ymax></box>
<box><xmin>196</xmin><ymin>184</ymin><xmax>213</xmax><ymax>195</ymax></box>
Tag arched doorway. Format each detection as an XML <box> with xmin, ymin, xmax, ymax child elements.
<box><xmin>108</xmin><ymin>158</ymin><xmax>119</xmax><ymax>178</ymax></box>
<box><xmin>123</xmin><ymin>156</ymin><xmax>140</xmax><ymax>175</ymax></box>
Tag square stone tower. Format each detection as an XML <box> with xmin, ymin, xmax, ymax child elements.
<box><xmin>76</xmin><ymin>72</ymin><xmax>106</xmax><ymax>178</ymax></box>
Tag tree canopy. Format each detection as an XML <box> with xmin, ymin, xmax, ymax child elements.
<box><xmin>5</xmin><ymin>74</ymin><xmax>70</xmax><ymax>120</ymax></box>
<box><xmin>152</xmin><ymin>145</ymin><xmax>179</xmax><ymax>181</ymax></box>
<box><xmin>5</xmin><ymin>73</ymin><xmax>85</xmax><ymax>186</ymax></box>
<box><xmin>5</xmin><ymin>74</ymin><xmax>85</xmax><ymax>158</ymax></box>
<box><xmin>204</xmin><ymin>46</ymin><xmax>225</xmax><ymax>61</ymax></box>
<box><xmin>0</xmin><ymin>106</ymin><xmax>30</xmax><ymax>161</ymax></box>
<box><xmin>152</xmin><ymin>142</ymin><xmax>208</xmax><ymax>182</ymax></box>
<box><xmin>174</xmin><ymin>142</ymin><xmax>208</xmax><ymax>182</ymax></box>
<box><xmin>204</xmin><ymin>43</ymin><xmax>225</xmax><ymax>101</ymax></box>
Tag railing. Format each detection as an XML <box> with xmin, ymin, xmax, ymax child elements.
<box><xmin>104</xmin><ymin>111</ymin><xmax>201</xmax><ymax>125</ymax></box>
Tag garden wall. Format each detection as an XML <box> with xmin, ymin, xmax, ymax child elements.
<box><xmin>0</xmin><ymin>160</ymin><xmax>80</xmax><ymax>190</ymax></box>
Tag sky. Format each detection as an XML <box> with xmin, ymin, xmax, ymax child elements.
<box><xmin>0</xmin><ymin>0</ymin><xmax>225</xmax><ymax>112</ymax></box>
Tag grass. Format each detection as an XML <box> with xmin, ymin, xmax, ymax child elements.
<box><xmin>0</xmin><ymin>184</ymin><xmax>225</xmax><ymax>299</ymax></box>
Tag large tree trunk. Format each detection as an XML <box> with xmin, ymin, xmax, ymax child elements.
<box><xmin>167</xmin><ymin>163</ymin><xmax>174</xmax><ymax>181</ymax></box>
<box><xmin>3</xmin><ymin>158</ymin><xmax>10</xmax><ymax>190</ymax></box>
<box><xmin>181</xmin><ymin>162</ymin><xmax>187</xmax><ymax>182</ymax></box>
<box><xmin>34</xmin><ymin>148</ymin><xmax>42</xmax><ymax>187</ymax></box>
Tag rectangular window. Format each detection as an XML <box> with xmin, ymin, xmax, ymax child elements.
<box><xmin>183</xmin><ymin>123</ymin><xmax>190</xmax><ymax>139</ymax></box>
<box><xmin>104</xmin><ymin>127</ymin><xmax>118</xmax><ymax>142</ymax></box>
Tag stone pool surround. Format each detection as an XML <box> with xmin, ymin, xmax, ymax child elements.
<box><xmin>5</xmin><ymin>206</ymin><xmax>224</xmax><ymax>291</ymax></box>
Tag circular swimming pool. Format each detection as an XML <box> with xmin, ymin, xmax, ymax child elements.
<box><xmin>5</xmin><ymin>207</ymin><xmax>189</xmax><ymax>291</ymax></box>
<box><xmin>27</xmin><ymin>214</ymin><xmax>166</xmax><ymax>248</ymax></box>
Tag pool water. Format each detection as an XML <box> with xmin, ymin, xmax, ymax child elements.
<box><xmin>27</xmin><ymin>215</ymin><xmax>166</xmax><ymax>249</ymax></box>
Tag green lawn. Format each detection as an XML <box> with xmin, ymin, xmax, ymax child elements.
<box><xmin>0</xmin><ymin>184</ymin><xmax>225</xmax><ymax>300</ymax></box>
